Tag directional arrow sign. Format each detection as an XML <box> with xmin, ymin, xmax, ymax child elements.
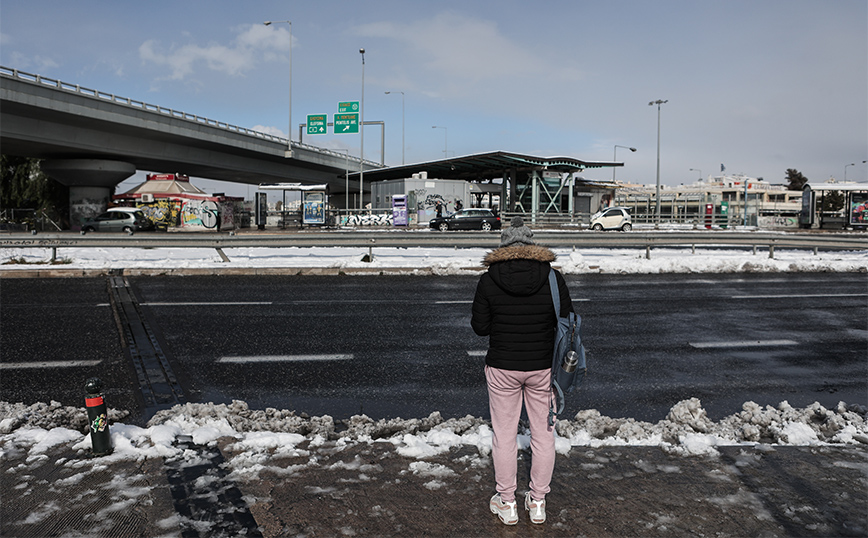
<box><xmin>306</xmin><ymin>114</ymin><xmax>327</xmax><ymax>135</ymax></box>
<box><xmin>333</xmin><ymin>113</ymin><xmax>359</xmax><ymax>134</ymax></box>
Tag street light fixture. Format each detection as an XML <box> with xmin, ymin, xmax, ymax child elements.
<box><xmin>689</xmin><ymin>168</ymin><xmax>702</xmax><ymax>181</ymax></box>
<box><xmin>649</xmin><ymin>99</ymin><xmax>668</xmax><ymax>226</ymax></box>
<box><xmin>432</xmin><ymin>126</ymin><xmax>447</xmax><ymax>158</ymax></box>
<box><xmin>613</xmin><ymin>145</ymin><xmax>636</xmax><ymax>182</ymax></box>
<box><xmin>385</xmin><ymin>91</ymin><xmax>405</xmax><ymax>165</ymax></box>
<box><xmin>263</xmin><ymin>20</ymin><xmax>292</xmax><ymax>158</ymax></box>
<box><xmin>844</xmin><ymin>162</ymin><xmax>856</xmax><ymax>181</ymax></box>
<box><xmin>359</xmin><ymin>48</ymin><xmax>365</xmax><ymax>210</ymax></box>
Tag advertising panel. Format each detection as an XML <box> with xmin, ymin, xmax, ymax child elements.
<box><xmin>850</xmin><ymin>192</ymin><xmax>868</xmax><ymax>226</ymax></box>
<box><xmin>303</xmin><ymin>192</ymin><xmax>325</xmax><ymax>225</ymax></box>
<box><xmin>255</xmin><ymin>192</ymin><xmax>268</xmax><ymax>229</ymax></box>
<box><xmin>799</xmin><ymin>187</ymin><xmax>814</xmax><ymax>226</ymax></box>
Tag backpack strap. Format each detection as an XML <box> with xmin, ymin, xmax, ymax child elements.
<box><xmin>548</xmin><ymin>269</ymin><xmax>560</xmax><ymax>317</ymax></box>
<box><xmin>548</xmin><ymin>268</ymin><xmax>563</xmax><ymax>427</ymax></box>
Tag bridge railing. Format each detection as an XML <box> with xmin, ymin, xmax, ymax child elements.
<box><xmin>1</xmin><ymin>65</ymin><xmax>369</xmax><ymax>165</ymax></box>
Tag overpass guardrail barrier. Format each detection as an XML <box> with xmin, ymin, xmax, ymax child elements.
<box><xmin>1</xmin><ymin>66</ymin><xmax>365</xmax><ymax>165</ymax></box>
<box><xmin>1</xmin><ymin>231</ymin><xmax>865</xmax><ymax>265</ymax></box>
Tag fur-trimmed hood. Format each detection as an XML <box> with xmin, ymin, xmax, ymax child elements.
<box><xmin>482</xmin><ymin>244</ymin><xmax>556</xmax><ymax>297</ymax></box>
<box><xmin>482</xmin><ymin>244</ymin><xmax>556</xmax><ymax>267</ymax></box>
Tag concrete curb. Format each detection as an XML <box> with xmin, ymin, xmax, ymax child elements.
<box><xmin>0</xmin><ymin>266</ymin><xmax>489</xmax><ymax>278</ymax></box>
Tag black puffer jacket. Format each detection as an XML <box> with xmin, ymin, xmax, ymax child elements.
<box><xmin>471</xmin><ymin>244</ymin><xmax>574</xmax><ymax>371</ymax></box>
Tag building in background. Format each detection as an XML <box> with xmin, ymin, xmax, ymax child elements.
<box><xmin>113</xmin><ymin>173</ymin><xmax>245</xmax><ymax>231</ymax></box>
<box><xmin>614</xmin><ymin>175</ymin><xmax>803</xmax><ymax>228</ymax></box>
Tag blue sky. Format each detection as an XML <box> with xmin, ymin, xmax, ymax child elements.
<box><xmin>2</xmin><ymin>0</ymin><xmax>866</xmax><ymax>198</ymax></box>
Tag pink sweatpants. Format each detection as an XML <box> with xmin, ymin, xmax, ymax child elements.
<box><xmin>485</xmin><ymin>365</ymin><xmax>555</xmax><ymax>503</ymax></box>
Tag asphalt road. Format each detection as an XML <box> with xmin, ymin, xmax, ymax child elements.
<box><xmin>1</xmin><ymin>273</ymin><xmax>866</xmax><ymax>423</ymax></box>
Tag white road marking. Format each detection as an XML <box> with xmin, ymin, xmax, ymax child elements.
<box><xmin>467</xmin><ymin>350</ymin><xmax>487</xmax><ymax>356</ymax></box>
<box><xmin>141</xmin><ymin>302</ymin><xmax>273</xmax><ymax>306</ymax></box>
<box><xmin>0</xmin><ymin>360</ymin><xmax>102</xmax><ymax>369</ymax></box>
<box><xmin>689</xmin><ymin>340</ymin><xmax>798</xmax><ymax>349</ymax></box>
<box><xmin>217</xmin><ymin>354</ymin><xmax>353</xmax><ymax>363</ymax></box>
<box><xmin>438</xmin><ymin>299</ymin><xmax>589</xmax><ymax>304</ymax></box>
<box><xmin>732</xmin><ymin>294</ymin><xmax>867</xmax><ymax>299</ymax></box>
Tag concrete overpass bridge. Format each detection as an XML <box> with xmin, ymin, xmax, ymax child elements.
<box><xmin>0</xmin><ymin>66</ymin><xmax>377</xmax><ymax>225</ymax></box>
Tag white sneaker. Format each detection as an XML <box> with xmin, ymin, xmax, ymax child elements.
<box><xmin>489</xmin><ymin>494</ymin><xmax>518</xmax><ymax>525</ymax></box>
<box><xmin>524</xmin><ymin>491</ymin><xmax>546</xmax><ymax>524</ymax></box>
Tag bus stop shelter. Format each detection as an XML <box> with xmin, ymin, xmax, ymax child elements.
<box><xmin>347</xmin><ymin>151</ymin><xmax>622</xmax><ymax>218</ymax></box>
<box><xmin>258</xmin><ymin>183</ymin><xmax>330</xmax><ymax>227</ymax></box>
<box><xmin>801</xmin><ymin>183</ymin><xmax>868</xmax><ymax>229</ymax></box>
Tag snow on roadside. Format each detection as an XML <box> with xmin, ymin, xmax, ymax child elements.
<box><xmin>2</xmin><ymin>398</ymin><xmax>866</xmax><ymax>471</ymax></box>
<box><xmin>1</xmin><ymin>246</ymin><xmax>866</xmax><ymax>274</ymax></box>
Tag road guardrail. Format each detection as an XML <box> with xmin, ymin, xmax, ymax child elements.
<box><xmin>1</xmin><ymin>230</ymin><xmax>866</xmax><ymax>251</ymax></box>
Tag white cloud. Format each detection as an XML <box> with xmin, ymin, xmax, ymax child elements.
<box><xmin>138</xmin><ymin>23</ymin><xmax>293</xmax><ymax>81</ymax></box>
<box><xmin>7</xmin><ymin>51</ymin><xmax>59</xmax><ymax>72</ymax></box>
<box><xmin>250</xmin><ymin>125</ymin><xmax>287</xmax><ymax>139</ymax></box>
<box><xmin>356</xmin><ymin>12</ymin><xmax>582</xmax><ymax>101</ymax></box>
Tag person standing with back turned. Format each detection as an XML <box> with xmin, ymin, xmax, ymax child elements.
<box><xmin>471</xmin><ymin>216</ymin><xmax>574</xmax><ymax>526</ymax></box>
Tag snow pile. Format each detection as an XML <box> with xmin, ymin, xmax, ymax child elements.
<box><xmin>0</xmin><ymin>400</ymin><xmax>129</xmax><ymax>434</ymax></box>
<box><xmin>556</xmin><ymin>398</ymin><xmax>868</xmax><ymax>456</ymax></box>
<box><xmin>2</xmin><ymin>398</ymin><xmax>866</xmax><ymax>467</ymax></box>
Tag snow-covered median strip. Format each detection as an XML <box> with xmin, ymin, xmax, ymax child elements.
<box><xmin>2</xmin><ymin>398</ymin><xmax>866</xmax><ymax>469</ymax></box>
<box><xmin>1</xmin><ymin>246</ymin><xmax>866</xmax><ymax>274</ymax></box>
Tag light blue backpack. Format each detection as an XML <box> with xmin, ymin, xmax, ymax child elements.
<box><xmin>547</xmin><ymin>269</ymin><xmax>587</xmax><ymax>426</ymax></box>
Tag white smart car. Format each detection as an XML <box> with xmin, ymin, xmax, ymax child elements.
<box><xmin>590</xmin><ymin>207</ymin><xmax>632</xmax><ymax>231</ymax></box>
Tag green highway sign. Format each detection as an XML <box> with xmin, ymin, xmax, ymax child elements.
<box><xmin>306</xmin><ymin>114</ymin><xmax>327</xmax><ymax>135</ymax></box>
<box><xmin>338</xmin><ymin>101</ymin><xmax>360</xmax><ymax>113</ymax></box>
<box><xmin>334</xmin><ymin>113</ymin><xmax>359</xmax><ymax>134</ymax></box>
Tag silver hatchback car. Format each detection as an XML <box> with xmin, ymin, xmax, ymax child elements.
<box><xmin>590</xmin><ymin>207</ymin><xmax>632</xmax><ymax>231</ymax></box>
<box><xmin>81</xmin><ymin>208</ymin><xmax>153</xmax><ymax>233</ymax></box>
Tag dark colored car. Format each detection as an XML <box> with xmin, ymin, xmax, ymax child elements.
<box><xmin>429</xmin><ymin>209</ymin><xmax>502</xmax><ymax>232</ymax></box>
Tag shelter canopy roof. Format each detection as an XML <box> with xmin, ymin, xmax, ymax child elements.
<box><xmin>804</xmin><ymin>182</ymin><xmax>868</xmax><ymax>192</ymax></box>
<box><xmin>120</xmin><ymin>173</ymin><xmax>206</xmax><ymax>195</ymax></box>
<box><xmin>349</xmin><ymin>151</ymin><xmax>622</xmax><ymax>182</ymax></box>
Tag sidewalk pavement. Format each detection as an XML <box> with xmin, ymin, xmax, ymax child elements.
<box><xmin>2</xmin><ymin>435</ymin><xmax>865</xmax><ymax>537</ymax></box>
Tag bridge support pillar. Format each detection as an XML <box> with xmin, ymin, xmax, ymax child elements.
<box><xmin>41</xmin><ymin>159</ymin><xmax>136</xmax><ymax>230</ymax></box>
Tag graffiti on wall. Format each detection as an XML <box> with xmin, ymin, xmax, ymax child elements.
<box><xmin>220</xmin><ymin>201</ymin><xmax>242</xmax><ymax>229</ymax></box>
<box><xmin>138</xmin><ymin>200</ymin><xmax>179</xmax><ymax>228</ymax></box>
<box><xmin>71</xmin><ymin>197</ymin><xmax>108</xmax><ymax>229</ymax></box>
<box><xmin>757</xmin><ymin>216</ymin><xmax>798</xmax><ymax>229</ymax></box>
<box><xmin>420</xmin><ymin>192</ymin><xmax>448</xmax><ymax>212</ymax></box>
<box><xmin>342</xmin><ymin>213</ymin><xmax>393</xmax><ymax>226</ymax></box>
<box><xmin>181</xmin><ymin>199</ymin><xmax>219</xmax><ymax>229</ymax></box>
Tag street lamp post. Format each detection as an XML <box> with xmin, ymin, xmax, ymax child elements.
<box><xmin>359</xmin><ymin>48</ymin><xmax>365</xmax><ymax>210</ymax></box>
<box><xmin>844</xmin><ymin>162</ymin><xmax>856</xmax><ymax>181</ymax></box>
<box><xmin>333</xmin><ymin>149</ymin><xmax>350</xmax><ymax>212</ymax></box>
<box><xmin>649</xmin><ymin>99</ymin><xmax>668</xmax><ymax>227</ymax></box>
<box><xmin>613</xmin><ymin>145</ymin><xmax>636</xmax><ymax>182</ymax></box>
<box><xmin>385</xmin><ymin>91</ymin><xmax>405</xmax><ymax>165</ymax></box>
<box><xmin>263</xmin><ymin>20</ymin><xmax>292</xmax><ymax>158</ymax></box>
<box><xmin>432</xmin><ymin>126</ymin><xmax>447</xmax><ymax>158</ymax></box>
<box><xmin>691</xmin><ymin>168</ymin><xmax>704</xmax><ymax>204</ymax></box>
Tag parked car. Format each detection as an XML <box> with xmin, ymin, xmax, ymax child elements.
<box><xmin>81</xmin><ymin>207</ymin><xmax>154</xmax><ymax>233</ymax></box>
<box><xmin>429</xmin><ymin>209</ymin><xmax>502</xmax><ymax>232</ymax></box>
<box><xmin>590</xmin><ymin>207</ymin><xmax>632</xmax><ymax>231</ymax></box>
